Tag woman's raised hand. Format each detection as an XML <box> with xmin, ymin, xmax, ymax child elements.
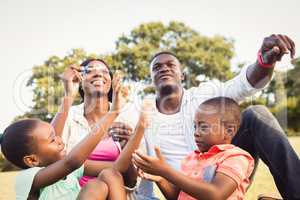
<box><xmin>60</xmin><ymin>65</ymin><xmax>83</xmax><ymax>98</ymax></box>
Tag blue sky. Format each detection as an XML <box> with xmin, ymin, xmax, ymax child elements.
<box><xmin>0</xmin><ymin>0</ymin><xmax>299</xmax><ymax>130</ymax></box>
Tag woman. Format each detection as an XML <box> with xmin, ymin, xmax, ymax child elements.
<box><xmin>54</xmin><ymin>58</ymin><xmax>138</xmax><ymax>191</ymax></box>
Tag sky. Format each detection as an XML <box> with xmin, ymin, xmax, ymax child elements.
<box><xmin>0</xmin><ymin>0</ymin><xmax>299</xmax><ymax>130</ymax></box>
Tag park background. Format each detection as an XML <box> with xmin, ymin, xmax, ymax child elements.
<box><xmin>0</xmin><ymin>0</ymin><xmax>300</xmax><ymax>199</ymax></box>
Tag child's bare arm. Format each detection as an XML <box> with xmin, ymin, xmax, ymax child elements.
<box><xmin>156</xmin><ymin>177</ymin><xmax>180</xmax><ymax>200</ymax></box>
<box><xmin>138</xmin><ymin>171</ymin><xmax>180</xmax><ymax>200</ymax></box>
<box><xmin>30</xmin><ymin>73</ymin><xmax>123</xmax><ymax>193</ymax></box>
<box><xmin>113</xmin><ymin>99</ymin><xmax>154</xmax><ymax>173</ymax></box>
<box><xmin>113</xmin><ymin>120</ymin><xmax>146</xmax><ymax>172</ymax></box>
<box><xmin>161</xmin><ymin>168</ymin><xmax>237</xmax><ymax>200</ymax></box>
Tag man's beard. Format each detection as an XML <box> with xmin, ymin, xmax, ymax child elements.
<box><xmin>158</xmin><ymin>82</ymin><xmax>181</xmax><ymax>96</ymax></box>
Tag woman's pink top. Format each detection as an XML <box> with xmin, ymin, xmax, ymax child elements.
<box><xmin>79</xmin><ymin>137</ymin><xmax>120</xmax><ymax>186</ymax></box>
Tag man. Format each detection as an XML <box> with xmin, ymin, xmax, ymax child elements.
<box><xmin>111</xmin><ymin>34</ymin><xmax>299</xmax><ymax>200</ymax></box>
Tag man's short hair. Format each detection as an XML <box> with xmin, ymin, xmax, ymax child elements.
<box><xmin>149</xmin><ymin>51</ymin><xmax>179</xmax><ymax>64</ymax></box>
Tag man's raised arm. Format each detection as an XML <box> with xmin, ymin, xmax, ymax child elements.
<box><xmin>246</xmin><ymin>34</ymin><xmax>295</xmax><ymax>88</ymax></box>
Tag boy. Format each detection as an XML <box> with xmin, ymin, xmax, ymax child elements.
<box><xmin>133</xmin><ymin>97</ymin><xmax>254</xmax><ymax>200</ymax></box>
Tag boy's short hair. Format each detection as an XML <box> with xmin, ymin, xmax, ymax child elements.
<box><xmin>199</xmin><ymin>97</ymin><xmax>241</xmax><ymax>125</ymax></box>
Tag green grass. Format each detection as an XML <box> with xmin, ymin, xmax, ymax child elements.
<box><xmin>1</xmin><ymin>137</ymin><xmax>299</xmax><ymax>200</ymax></box>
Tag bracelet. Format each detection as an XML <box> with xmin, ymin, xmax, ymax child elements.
<box><xmin>257</xmin><ymin>51</ymin><xmax>274</xmax><ymax>68</ymax></box>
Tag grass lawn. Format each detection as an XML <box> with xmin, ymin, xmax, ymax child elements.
<box><xmin>1</xmin><ymin>137</ymin><xmax>299</xmax><ymax>200</ymax></box>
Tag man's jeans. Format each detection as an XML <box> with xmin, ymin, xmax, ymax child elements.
<box><xmin>232</xmin><ymin>105</ymin><xmax>300</xmax><ymax>200</ymax></box>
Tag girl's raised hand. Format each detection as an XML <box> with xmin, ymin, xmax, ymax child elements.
<box><xmin>111</xmin><ymin>70</ymin><xmax>125</xmax><ymax>113</ymax></box>
<box><xmin>140</xmin><ymin>98</ymin><xmax>155</xmax><ymax>128</ymax></box>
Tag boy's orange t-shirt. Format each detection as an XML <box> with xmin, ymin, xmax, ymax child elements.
<box><xmin>178</xmin><ymin>144</ymin><xmax>254</xmax><ymax>200</ymax></box>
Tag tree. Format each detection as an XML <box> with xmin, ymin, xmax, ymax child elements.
<box><xmin>16</xmin><ymin>21</ymin><xmax>235</xmax><ymax>122</ymax></box>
